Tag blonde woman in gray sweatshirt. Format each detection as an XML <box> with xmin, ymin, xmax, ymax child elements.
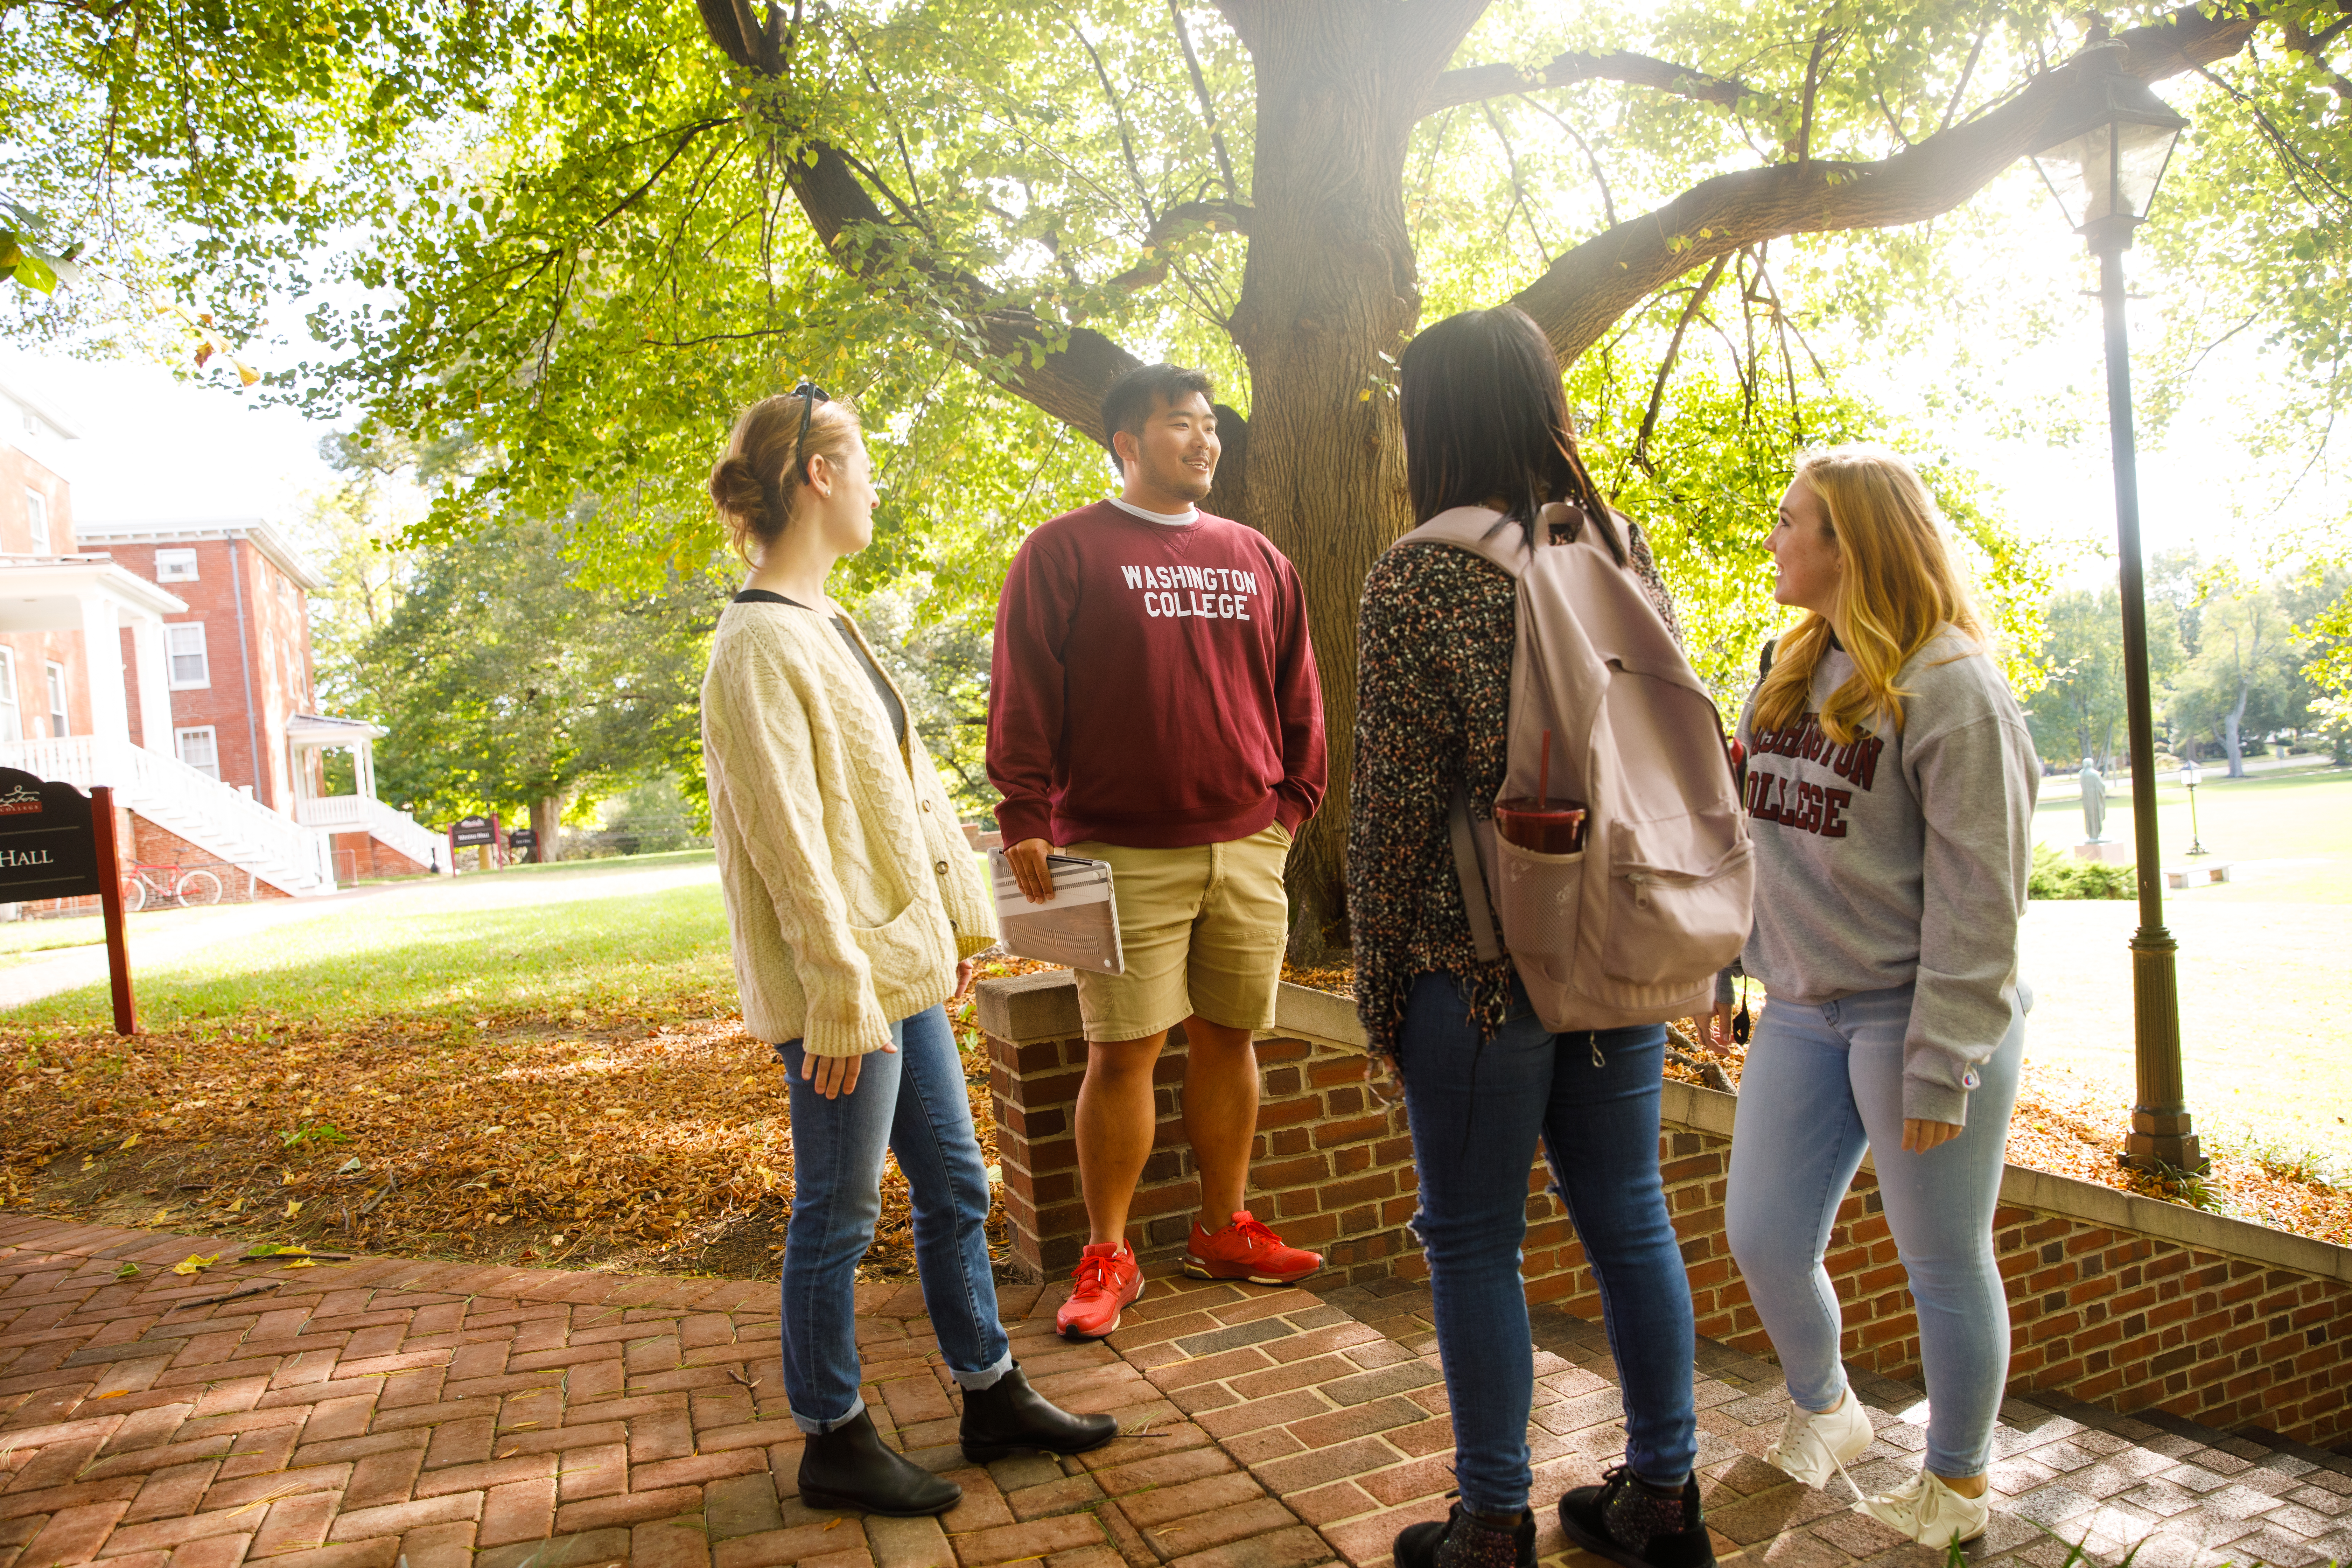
<box><xmin>1722</xmin><ymin>446</ymin><xmax>2038</xmax><ymax>1550</ymax></box>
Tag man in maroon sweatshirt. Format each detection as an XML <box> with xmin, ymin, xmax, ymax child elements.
<box><xmin>988</xmin><ymin>363</ymin><xmax>1328</xmax><ymax>1339</ymax></box>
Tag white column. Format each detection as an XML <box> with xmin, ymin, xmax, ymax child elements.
<box><xmin>77</xmin><ymin>594</ymin><xmax>130</xmax><ymax>744</ymax></box>
<box><xmin>130</xmin><ymin>614</ymin><xmax>174</xmax><ymax>755</ymax></box>
<box><xmin>357</xmin><ymin>739</ymin><xmax>377</xmax><ymax>800</ymax></box>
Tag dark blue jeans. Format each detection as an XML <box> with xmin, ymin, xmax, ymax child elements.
<box><xmin>1397</xmin><ymin>973</ymin><xmax>1698</xmax><ymax>1516</ymax></box>
<box><xmin>775</xmin><ymin>1004</ymin><xmax>1012</xmax><ymax>1433</ymax></box>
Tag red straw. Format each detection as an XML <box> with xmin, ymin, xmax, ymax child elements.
<box><xmin>1538</xmin><ymin>729</ymin><xmax>1551</xmax><ymax>808</ymax></box>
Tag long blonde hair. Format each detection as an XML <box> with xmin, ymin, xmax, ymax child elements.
<box><xmin>1752</xmin><ymin>445</ymin><xmax>1986</xmax><ymax>743</ymax></box>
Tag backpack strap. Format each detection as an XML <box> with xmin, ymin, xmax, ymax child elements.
<box><xmin>1448</xmin><ymin>782</ymin><xmax>1502</xmax><ymax>962</ymax></box>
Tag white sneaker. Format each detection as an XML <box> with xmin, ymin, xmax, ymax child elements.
<box><xmin>1856</xmin><ymin>1468</ymin><xmax>1990</xmax><ymax>1547</ymax></box>
<box><xmin>1762</xmin><ymin>1391</ymin><xmax>1873</xmax><ymax>1491</ymax></box>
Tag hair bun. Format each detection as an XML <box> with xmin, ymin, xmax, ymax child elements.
<box><xmin>709</xmin><ymin>454</ymin><xmax>770</xmax><ymax>523</ymax></box>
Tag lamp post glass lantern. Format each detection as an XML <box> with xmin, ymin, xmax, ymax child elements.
<box><xmin>2028</xmin><ymin>48</ymin><xmax>2205</xmax><ymax>1174</ymax></box>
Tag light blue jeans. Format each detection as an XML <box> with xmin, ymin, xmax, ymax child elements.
<box><xmin>774</xmin><ymin>1005</ymin><xmax>1013</xmax><ymax>1434</ymax></box>
<box><xmin>1724</xmin><ymin>982</ymin><xmax>2025</xmax><ymax>1478</ymax></box>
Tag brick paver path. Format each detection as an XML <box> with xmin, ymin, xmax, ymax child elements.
<box><xmin>4</xmin><ymin>1218</ymin><xmax>2347</xmax><ymax>1568</ymax></box>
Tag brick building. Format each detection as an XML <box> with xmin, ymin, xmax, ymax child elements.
<box><xmin>0</xmin><ymin>379</ymin><xmax>445</xmax><ymax>901</ymax></box>
<box><xmin>74</xmin><ymin>518</ymin><xmax>327</xmax><ymax>810</ymax></box>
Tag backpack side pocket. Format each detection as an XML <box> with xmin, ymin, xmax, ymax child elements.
<box><xmin>1494</xmin><ymin>834</ymin><xmax>1587</xmax><ymax>992</ymax></box>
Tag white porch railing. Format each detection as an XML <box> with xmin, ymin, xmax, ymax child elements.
<box><xmin>0</xmin><ymin>735</ymin><xmax>337</xmax><ymax>896</ymax></box>
<box><xmin>294</xmin><ymin>793</ymin><xmax>450</xmax><ymax>873</ymax></box>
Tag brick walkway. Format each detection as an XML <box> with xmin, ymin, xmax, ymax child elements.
<box><xmin>3</xmin><ymin>1219</ymin><xmax>2347</xmax><ymax>1568</ymax></box>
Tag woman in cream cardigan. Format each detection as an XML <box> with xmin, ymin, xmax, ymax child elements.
<box><xmin>702</xmin><ymin>386</ymin><xmax>1114</xmax><ymax>1517</ymax></box>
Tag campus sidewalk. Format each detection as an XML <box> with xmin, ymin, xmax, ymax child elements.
<box><xmin>2</xmin><ymin>1218</ymin><xmax>2348</xmax><ymax>1568</ymax></box>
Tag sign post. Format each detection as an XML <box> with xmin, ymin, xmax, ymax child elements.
<box><xmin>509</xmin><ymin>826</ymin><xmax>539</xmax><ymax>864</ymax></box>
<box><xmin>450</xmin><ymin>814</ymin><xmax>497</xmax><ymax>873</ymax></box>
<box><xmin>0</xmin><ymin>768</ymin><xmax>134</xmax><ymax>1034</ymax></box>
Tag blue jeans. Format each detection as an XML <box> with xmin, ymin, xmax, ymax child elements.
<box><xmin>1724</xmin><ymin>983</ymin><xmax>2025</xmax><ymax>1477</ymax></box>
<box><xmin>1396</xmin><ymin>973</ymin><xmax>1698</xmax><ymax>1517</ymax></box>
<box><xmin>775</xmin><ymin>1005</ymin><xmax>1013</xmax><ymax>1433</ymax></box>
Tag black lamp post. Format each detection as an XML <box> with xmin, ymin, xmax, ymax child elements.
<box><xmin>2029</xmin><ymin>44</ymin><xmax>2204</xmax><ymax>1174</ymax></box>
<box><xmin>2181</xmin><ymin>757</ymin><xmax>2208</xmax><ymax>856</ymax></box>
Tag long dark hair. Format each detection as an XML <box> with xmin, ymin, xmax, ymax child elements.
<box><xmin>1398</xmin><ymin>305</ymin><xmax>1623</xmax><ymax>564</ymax></box>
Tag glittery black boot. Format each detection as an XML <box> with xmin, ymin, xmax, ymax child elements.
<box><xmin>1557</xmin><ymin>1464</ymin><xmax>1715</xmax><ymax>1568</ymax></box>
<box><xmin>1393</xmin><ymin>1503</ymin><xmax>1536</xmax><ymax>1568</ymax></box>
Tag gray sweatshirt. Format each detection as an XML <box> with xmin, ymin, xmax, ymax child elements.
<box><xmin>1734</xmin><ymin>626</ymin><xmax>2039</xmax><ymax>1125</ymax></box>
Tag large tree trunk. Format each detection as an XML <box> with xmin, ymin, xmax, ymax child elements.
<box><xmin>532</xmin><ymin>793</ymin><xmax>565</xmax><ymax>862</ymax></box>
<box><xmin>1218</xmin><ymin>0</ymin><xmax>1479</xmax><ymax>960</ymax></box>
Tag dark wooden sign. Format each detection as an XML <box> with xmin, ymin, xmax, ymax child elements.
<box><xmin>0</xmin><ymin>767</ymin><xmax>134</xmax><ymax>1033</ymax></box>
<box><xmin>508</xmin><ymin>827</ymin><xmax>538</xmax><ymax>849</ymax></box>
<box><xmin>450</xmin><ymin>814</ymin><xmax>497</xmax><ymax>847</ymax></box>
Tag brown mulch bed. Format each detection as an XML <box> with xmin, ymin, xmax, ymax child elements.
<box><xmin>4</xmin><ymin>958</ymin><xmax>2343</xmax><ymax>1282</ymax></box>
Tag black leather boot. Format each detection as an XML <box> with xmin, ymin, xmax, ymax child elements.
<box><xmin>797</xmin><ymin>1409</ymin><xmax>962</xmax><ymax>1517</ymax></box>
<box><xmin>959</xmin><ymin>1362</ymin><xmax>1119</xmax><ymax>1462</ymax></box>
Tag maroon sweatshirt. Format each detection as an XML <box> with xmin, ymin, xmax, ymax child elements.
<box><xmin>987</xmin><ymin>501</ymin><xmax>1326</xmax><ymax>849</ymax></box>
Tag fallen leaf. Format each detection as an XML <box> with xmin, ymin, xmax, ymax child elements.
<box><xmin>113</xmin><ymin>1263</ymin><xmax>139</xmax><ymax>1280</ymax></box>
<box><xmin>120</xmin><ymin>1132</ymin><xmax>140</xmax><ymax>1149</ymax></box>
<box><xmin>284</xmin><ymin>1200</ymin><xmax>302</xmax><ymax>1219</ymax></box>
<box><xmin>93</xmin><ymin>1391</ymin><xmax>126</xmax><ymax>1399</ymax></box>
<box><xmin>171</xmin><ymin>1253</ymin><xmax>219</xmax><ymax>1276</ymax></box>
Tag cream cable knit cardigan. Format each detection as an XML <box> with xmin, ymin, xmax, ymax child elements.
<box><xmin>701</xmin><ymin>599</ymin><xmax>997</xmax><ymax>1056</ymax></box>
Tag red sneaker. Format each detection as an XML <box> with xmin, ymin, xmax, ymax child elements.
<box><xmin>1056</xmin><ymin>1241</ymin><xmax>1144</xmax><ymax>1340</ymax></box>
<box><xmin>1184</xmin><ymin>1210</ymin><xmax>1322</xmax><ymax>1286</ymax></box>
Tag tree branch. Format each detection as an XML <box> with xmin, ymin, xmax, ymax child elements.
<box><xmin>1169</xmin><ymin>0</ymin><xmax>1240</xmax><ymax>199</ymax></box>
<box><xmin>1509</xmin><ymin>4</ymin><xmax>2260</xmax><ymax>366</ymax></box>
<box><xmin>1105</xmin><ymin>200</ymin><xmax>1253</xmax><ymax>290</ymax></box>
<box><xmin>1422</xmin><ymin>49</ymin><xmax>1758</xmax><ymax>118</ymax></box>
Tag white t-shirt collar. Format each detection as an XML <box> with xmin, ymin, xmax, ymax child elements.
<box><xmin>1108</xmin><ymin>495</ymin><xmax>1198</xmax><ymax>527</ymax></box>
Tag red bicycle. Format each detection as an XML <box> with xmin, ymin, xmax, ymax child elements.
<box><xmin>122</xmin><ymin>862</ymin><xmax>223</xmax><ymax>912</ymax></box>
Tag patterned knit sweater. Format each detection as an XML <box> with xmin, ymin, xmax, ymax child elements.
<box><xmin>701</xmin><ymin>599</ymin><xmax>997</xmax><ymax>1055</ymax></box>
<box><xmin>1348</xmin><ymin>517</ymin><xmax>1682</xmax><ymax>1059</ymax></box>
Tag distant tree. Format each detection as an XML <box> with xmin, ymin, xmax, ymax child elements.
<box><xmin>2024</xmin><ymin>589</ymin><xmax>2130</xmax><ymax>767</ymax></box>
<box><xmin>2165</xmin><ymin>573</ymin><xmax>2299</xmax><ymax>776</ymax></box>
<box><xmin>337</xmin><ymin>513</ymin><xmax>722</xmax><ymax>849</ymax></box>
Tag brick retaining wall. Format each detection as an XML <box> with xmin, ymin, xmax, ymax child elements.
<box><xmin>976</xmin><ymin>972</ymin><xmax>2352</xmax><ymax>1449</ymax></box>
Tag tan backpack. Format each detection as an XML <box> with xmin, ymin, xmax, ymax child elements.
<box><xmin>1390</xmin><ymin>503</ymin><xmax>1755</xmax><ymax>1033</ymax></box>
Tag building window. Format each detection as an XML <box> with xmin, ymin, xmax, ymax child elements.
<box><xmin>165</xmin><ymin>623</ymin><xmax>210</xmax><ymax>689</ymax></box>
<box><xmin>156</xmin><ymin>548</ymin><xmax>199</xmax><ymax>582</ymax></box>
<box><xmin>175</xmin><ymin>726</ymin><xmax>220</xmax><ymax>779</ymax></box>
<box><xmin>0</xmin><ymin>649</ymin><xmax>18</xmax><ymax>743</ymax></box>
<box><xmin>24</xmin><ymin>489</ymin><xmax>48</xmax><ymax>554</ymax></box>
<box><xmin>44</xmin><ymin>662</ymin><xmax>66</xmax><ymax>738</ymax></box>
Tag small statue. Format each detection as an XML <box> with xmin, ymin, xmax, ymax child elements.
<box><xmin>2079</xmin><ymin>757</ymin><xmax>2107</xmax><ymax>843</ymax></box>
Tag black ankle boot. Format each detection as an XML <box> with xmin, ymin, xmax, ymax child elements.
<box><xmin>1558</xmin><ymin>1464</ymin><xmax>1715</xmax><ymax>1568</ymax></box>
<box><xmin>959</xmin><ymin>1363</ymin><xmax>1118</xmax><ymax>1462</ymax></box>
<box><xmin>1394</xmin><ymin>1503</ymin><xmax>1536</xmax><ymax>1568</ymax></box>
<box><xmin>797</xmin><ymin>1409</ymin><xmax>962</xmax><ymax>1517</ymax></box>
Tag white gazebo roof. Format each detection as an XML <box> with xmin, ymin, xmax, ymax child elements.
<box><xmin>285</xmin><ymin>712</ymin><xmax>386</xmax><ymax>746</ymax></box>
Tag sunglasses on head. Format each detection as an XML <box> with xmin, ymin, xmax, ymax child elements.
<box><xmin>791</xmin><ymin>379</ymin><xmax>830</xmax><ymax>475</ymax></box>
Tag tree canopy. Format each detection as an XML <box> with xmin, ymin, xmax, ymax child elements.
<box><xmin>12</xmin><ymin>0</ymin><xmax>2352</xmax><ymax>944</ymax></box>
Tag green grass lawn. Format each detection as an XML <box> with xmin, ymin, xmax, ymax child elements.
<box><xmin>2023</xmin><ymin>761</ymin><xmax>2352</xmax><ymax>1173</ymax></box>
<box><xmin>0</xmin><ymin>904</ymin><xmax>245</xmax><ymax>964</ymax></box>
<box><xmin>1</xmin><ymin>880</ymin><xmax>738</xmax><ymax>1037</ymax></box>
<box><xmin>2032</xmin><ymin>762</ymin><xmax>2352</xmax><ymax>903</ymax></box>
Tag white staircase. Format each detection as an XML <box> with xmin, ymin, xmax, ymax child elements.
<box><xmin>294</xmin><ymin>793</ymin><xmax>450</xmax><ymax>874</ymax></box>
<box><xmin>0</xmin><ymin>736</ymin><xmax>339</xmax><ymax>897</ymax></box>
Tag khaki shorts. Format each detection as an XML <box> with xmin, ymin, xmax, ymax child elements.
<box><xmin>1065</xmin><ymin>823</ymin><xmax>1293</xmax><ymax>1042</ymax></box>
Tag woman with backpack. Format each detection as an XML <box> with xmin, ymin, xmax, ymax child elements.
<box><xmin>1724</xmin><ymin>445</ymin><xmax>2037</xmax><ymax>1548</ymax></box>
<box><xmin>701</xmin><ymin>386</ymin><xmax>1115</xmax><ymax>1517</ymax></box>
<box><xmin>1348</xmin><ymin>306</ymin><xmax>1714</xmax><ymax>1568</ymax></box>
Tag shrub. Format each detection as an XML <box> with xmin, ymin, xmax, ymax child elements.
<box><xmin>2028</xmin><ymin>843</ymin><xmax>2135</xmax><ymax>899</ymax></box>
